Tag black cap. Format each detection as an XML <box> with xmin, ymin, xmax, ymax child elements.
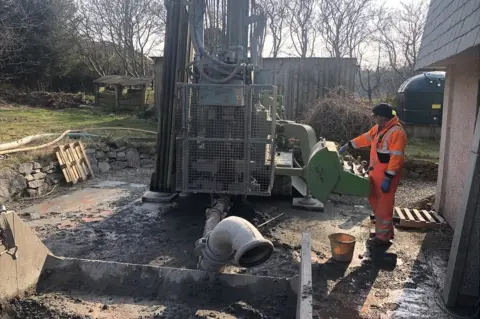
<box><xmin>372</xmin><ymin>103</ymin><xmax>395</xmax><ymax>119</ymax></box>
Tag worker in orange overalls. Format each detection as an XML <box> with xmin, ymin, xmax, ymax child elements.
<box><xmin>339</xmin><ymin>103</ymin><xmax>407</xmax><ymax>247</ymax></box>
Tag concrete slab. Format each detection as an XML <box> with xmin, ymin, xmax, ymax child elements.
<box><xmin>0</xmin><ymin>212</ymin><xmax>51</xmax><ymax>300</ymax></box>
<box><xmin>296</xmin><ymin>233</ymin><xmax>313</xmax><ymax>319</ymax></box>
<box><xmin>142</xmin><ymin>191</ymin><xmax>178</xmax><ymax>203</ymax></box>
<box><xmin>93</xmin><ymin>181</ymin><xmax>128</xmax><ymax>188</ymax></box>
<box><xmin>292</xmin><ymin>197</ymin><xmax>325</xmax><ymax>212</ymax></box>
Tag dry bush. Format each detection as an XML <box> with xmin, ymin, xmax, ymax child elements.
<box><xmin>302</xmin><ymin>87</ymin><xmax>374</xmax><ymax>144</ymax></box>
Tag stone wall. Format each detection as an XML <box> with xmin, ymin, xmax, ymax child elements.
<box><xmin>85</xmin><ymin>143</ymin><xmax>155</xmax><ymax>174</ymax></box>
<box><xmin>0</xmin><ymin>143</ymin><xmax>156</xmax><ymax>203</ymax></box>
<box><xmin>18</xmin><ymin>160</ymin><xmax>63</xmax><ymax>197</ymax></box>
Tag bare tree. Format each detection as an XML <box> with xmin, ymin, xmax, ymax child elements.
<box><xmin>287</xmin><ymin>0</ymin><xmax>318</xmax><ymax>58</ymax></box>
<box><xmin>0</xmin><ymin>1</ymin><xmax>40</xmax><ymax>80</ymax></box>
<box><xmin>0</xmin><ymin>0</ymin><xmax>78</xmax><ymax>84</ymax></box>
<box><xmin>358</xmin><ymin>46</ymin><xmax>384</xmax><ymax>102</ymax></box>
<box><xmin>76</xmin><ymin>0</ymin><xmax>166</xmax><ymax>77</ymax></box>
<box><xmin>258</xmin><ymin>0</ymin><xmax>288</xmax><ymax>57</ymax></box>
<box><xmin>375</xmin><ymin>0</ymin><xmax>428</xmax><ymax>81</ymax></box>
<box><xmin>317</xmin><ymin>0</ymin><xmax>375</xmax><ymax>58</ymax></box>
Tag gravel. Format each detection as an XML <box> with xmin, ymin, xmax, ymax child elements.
<box><xmin>329</xmin><ymin>177</ymin><xmax>437</xmax><ymax>209</ymax></box>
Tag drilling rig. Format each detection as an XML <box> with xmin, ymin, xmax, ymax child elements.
<box><xmin>0</xmin><ymin>1</ymin><xmax>372</xmax><ymax>317</ymax></box>
<box><xmin>145</xmin><ymin>0</ymin><xmax>371</xmax><ymax>271</ymax></box>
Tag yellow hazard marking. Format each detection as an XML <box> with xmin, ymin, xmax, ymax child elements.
<box><xmin>432</xmin><ymin>104</ymin><xmax>441</xmax><ymax>109</ymax></box>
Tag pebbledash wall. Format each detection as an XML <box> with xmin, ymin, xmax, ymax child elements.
<box><xmin>0</xmin><ymin>143</ymin><xmax>156</xmax><ymax>202</ymax></box>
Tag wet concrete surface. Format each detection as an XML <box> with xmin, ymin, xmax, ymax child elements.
<box><xmin>3</xmin><ymin>168</ymin><xmax>454</xmax><ymax>318</ymax></box>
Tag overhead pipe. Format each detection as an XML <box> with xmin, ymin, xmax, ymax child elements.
<box><xmin>195</xmin><ymin>215</ymin><xmax>274</xmax><ymax>273</ymax></box>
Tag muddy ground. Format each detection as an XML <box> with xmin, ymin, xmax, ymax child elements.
<box><xmin>1</xmin><ymin>168</ymin><xmax>455</xmax><ymax>319</ymax></box>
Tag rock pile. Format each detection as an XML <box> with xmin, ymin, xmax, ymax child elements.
<box><xmin>0</xmin><ymin>169</ymin><xmax>26</xmax><ymax>203</ymax></box>
<box><xmin>18</xmin><ymin>161</ymin><xmax>63</xmax><ymax>197</ymax></box>
<box><xmin>0</xmin><ymin>89</ymin><xmax>88</xmax><ymax>109</ymax></box>
<box><xmin>85</xmin><ymin>143</ymin><xmax>155</xmax><ymax>174</ymax></box>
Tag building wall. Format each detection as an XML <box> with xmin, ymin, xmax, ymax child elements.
<box><xmin>435</xmin><ymin>54</ymin><xmax>480</xmax><ymax>228</ymax></box>
<box><xmin>403</xmin><ymin>124</ymin><xmax>441</xmax><ymax>140</ymax></box>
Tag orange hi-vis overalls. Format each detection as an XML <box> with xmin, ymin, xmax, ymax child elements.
<box><xmin>350</xmin><ymin>116</ymin><xmax>407</xmax><ymax>241</ymax></box>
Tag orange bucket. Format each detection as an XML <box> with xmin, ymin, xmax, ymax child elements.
<box><xmin>328</xmin><ymin>233</ymin><xmax>356</xmax><ymax>262</ymax></box>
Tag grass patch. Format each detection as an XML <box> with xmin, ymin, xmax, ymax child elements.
<box><xmin>0</xmin><ymin>106</ymin><xmax>157</xmax><ymax>142</ymax></box>
<box><xmin>405</xmin><ymin>138</ymin><xmax>440</xmax><ymax>162</ymax></box>
<box><xmin>0</xmin><ymin>106</ymin><xmax>158</xmax><ymax>169</ymax></box>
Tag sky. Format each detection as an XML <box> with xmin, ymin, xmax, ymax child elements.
<box><xmin>151</xmin><ymin>0</ymin><xmax>424</xmax><ymax>65</ymax></box>
<box><xmin>261</xmin><ymin>0</ymin><xmax>417</xmax><ymax>64</ymax></box>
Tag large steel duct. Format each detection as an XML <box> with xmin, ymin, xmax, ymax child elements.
<box><xmin>195</xmin><ymin>216</ymin><xmax>274</xmax><ymax>272</ymax></box>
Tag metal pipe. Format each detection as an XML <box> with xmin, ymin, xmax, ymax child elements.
<box><xmin>196</xmin><ymin>216</ymin><xmax>274</xmax><ymax>272</ymax></box>
<box><xmin>203</xmin><ymin>197</ymin><xmax>229</xmax><ymax>237</ymax></box>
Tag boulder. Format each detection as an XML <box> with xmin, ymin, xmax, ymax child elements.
<box><xmin>25</xmin><ymin>174</ymin><xmax>35</xmax><ymax>182</ymax></box>
<box><xmin>116</xmin><ymin>152</ymin><xmax>126</xmax><ymax>159</ymax></box>
<box><xmin>19</xmin><ymin>162</ymin><xmax>34</xmax><ymax>175</ymax></box>
<box><xmin>28</xmin><ymin>179</ymin><xmax>45</xmax><ymax>189</ymax></box>
<box><xmin>96</xmin><ymin>151</ymin><xmax>106</xmax><ymax>159</ymax></box>
<box><xmin>87</xmin><ymin>154</ymin><xmax>98</xmax><ymax>165</ymax></box>
<box><xmin>91</xmin><ymin>164</ymin><xmax>100</xmax><ymax>175</ymax></box>
<box><xmin>33</xmin><ymin>172</ymin><xmax>47</xmax><ymax>180</ymax></box>
<box><xmin>126</xmin><ymin>149</ymin><xmax>141</xmax><ymax>168</ymax></box>
<box><xmin>46</xmin><ymin>174</ymin><xmax>62</xmax><ymax>185</ymax></box>
<box><xmin>33</xmin><ymin>162</ymin><xmax>42</xmax><ymax>169</ymax></box>
<box><xmin>112</xmin><ymin>137</ymin><xmax>127</xmax><ymax>148</ymax></box>
<box><xmin>111</xmin><ymin>161</ymin><xmax>129</xmax><ymax>170</ymax></box>
<box><xmin>138</xmin><ymin>146</ymin><xmax>155</xmax><ymax>155</ymax></box>
<box><xmin>25</xmin><ymin>189</ymin><xmax>39</xmax><ymax>198</ymax></box>
<box><xmin>98</xmin><ymin>161</ymin><xmax>111</xmax><ymax>173</ymax></box>
<box><xmin>0</xmin><ymin>169</ymin><xmax>27</xmax><ymax>202</ymax></box>
<box><xmin>141</xmin><ymin>159</ymin><xmax>154</xmax><ymax>168</ymax></box>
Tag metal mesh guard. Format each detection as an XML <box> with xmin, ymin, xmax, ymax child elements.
<box><xmin>175</xmin><ymin>84</ymin><xmax>277</xmax><ymax>196</ymax></box>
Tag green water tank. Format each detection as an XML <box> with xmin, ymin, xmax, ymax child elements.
<box><xmin>396</xmin><ymin>71</ymin><xmax>445</xmax><ymax>126</ymax></box>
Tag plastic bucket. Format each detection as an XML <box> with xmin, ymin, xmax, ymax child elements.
<box><xmin>328</xmin><ymin>233</ymin><xmax>356</xmax><ymax>262</ymax></box>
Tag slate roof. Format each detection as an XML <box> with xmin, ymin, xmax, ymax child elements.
<box><xmin>416</xmin><ymin>0</ymin><xmax>480</xmax><ymax>70</ymax></box>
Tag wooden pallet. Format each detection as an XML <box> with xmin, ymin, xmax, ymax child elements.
<box><xmin>54</xmin><ymin>142</ymin><xmax>94</xmax><ymax>184</ymax></box>
<box><xmin>370</xmin><ymin>207</ymin><xmax>447</xmax><ymax>230</ymax></box>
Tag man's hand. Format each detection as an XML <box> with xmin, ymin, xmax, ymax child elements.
<box><xmin>339</xmin><ymin>144</ymin><xmax>349</xmax><ymax>154</ymax></box>
<box><xmin>381</xmin><ymin>177</ymin><xmax>391</xmax><ymax>193</ymax></box>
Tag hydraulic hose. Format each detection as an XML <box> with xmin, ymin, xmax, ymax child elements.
<box><xmin>197</xmin><ymin>57</ymin><xmax>243</xmax><ymax>84</ymax></box>
<box><xmin>186</xmin><ymin>2</ymin><xmax>238</xmax><ymax>70</ymax></box>
<box><xmin>0</xmin><ymin>127</ymin><xmax>157</xmax><ymax>155</ymax></box>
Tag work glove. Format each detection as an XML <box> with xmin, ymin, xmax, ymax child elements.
<box><xmin>339</xmin><ymin>143</ymin><xmax>349</xmax><ymax>154</ymax></box>
<box><xmin>380</xmin><ymin>177</ymin><xmax>391</xmax><ymax>193</ymax></box>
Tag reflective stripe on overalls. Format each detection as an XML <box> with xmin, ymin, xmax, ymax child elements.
<box><xmin>369</xmin><ymin>125</ymin><xmax>404</xmax><ymax>241</ymax></box>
